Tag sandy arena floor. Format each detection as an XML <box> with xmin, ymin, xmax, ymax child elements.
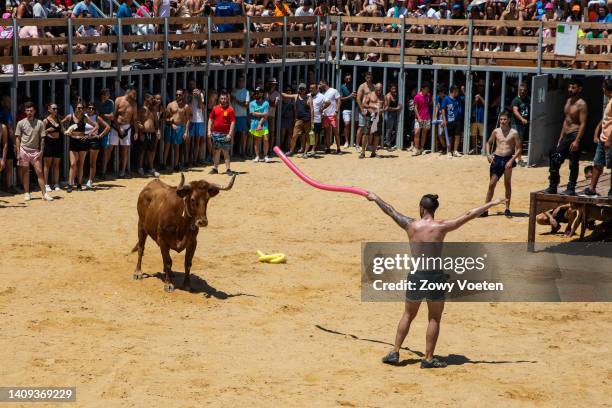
<box><xmin>1</xmin><ymin>150</ymin><xmax>610</xmax><ymax>407</ymax></box>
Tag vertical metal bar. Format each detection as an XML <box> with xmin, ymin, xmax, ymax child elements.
<box><xmin>182</xmin><ymin>71</ymin><xmax>187</xmax><ymax>90</ymax></box>
<box><xmin>89</xmin><ymin>77</ymin><xmax>95</xmax><ymax>105</ymax></box>
<box><xmin>232</xmin><ymin>69</ymin><xmax>237</xmax><ymax>91</ymax></box>
<box><xmin>222</xmin><ymin>69</ymin><xmax>227</xmax><ymax>90</ymax></box>
<box><xmin>77</xmin><ymin>78</ymin><xmax>82</xmax><ymax>99</ymax></box>
<box><xmin>288</xmin><ymin>64</ymin><xmax>293</xmax><ymax>88</ymax></box>
<box><xmin>397</xmin><ymin>18</ymin><xmax>405</xmax><ymax>150</ymax></box>
<box><xmin>206</xmin><ymin>16</ymin><xmax>212</xmax><ymax>76</ymax></box>
<box><xmin>148</xmin><ymin>73</ymin><xmax>153</xmax><ymax>93</ymax></box>
<box><xmin>382</xmin><ymin>66</ymin><xmax>387</xmax><ymax>140</ymax></box>
<box><xmin>449</xmin><ymin>70</ymin><xmax>454</xmax><ymax>88</ymax></box>
<box><xmin>37</xmin><ymin>81</ymin><xmax>43</xmax><ymax>114</ymax></box>
<box><xmin>323</xmin><ymin>15</ymin><xmax>330</xmax><ymax>82</ymax></box>
<box><xmin>251</xmin><ymin>66</ymin><xmax>256</xmax><ymax>89</ymax></box>
<box><xmin>431</xmin><ymin>69</ymin><xmax>438</xmax><ymax>152</ymax></box>
<box><xmin>466</xmin><ymin>19</ymin><xmax>474</xmax><ymax>69</ymax></box>
<box><xmin>12</xmin><ymin>18</ymin><xmax>18</xmax><ymax>85</ymax></box>
<box><xmin>138</xmin><ymin>74</ymin><xmax>143</xmax><ymax>105</ymax></box>
<box><xmin>463</xmin><ymin>73</ymin><xmax>473</xmax><ymax>154</ymax></box>
<box><xmin>116</xmin><ymin>17</ymin><xmax>123</xmax><ymax>81</ymax></box>
<box><xmin>26</xmin><ymin>81</ymin><xmax>31</xmax><ymax>100</ymax></box>
<box><xmin>315</xmin><ymin>16</ymin><xmax>321</xmax><ymax>82</ymax></box>
<box><xmin>245</xmin><ymin>16</ymin><xmax>251</xmax><ymax>73</ymax></box>
<box><xmin>172</xmin><ymin>72</ymin><xmax>177</xmax><ymax>95</ymax></box>
<box><xmin>335</xmin><ymin>15</ymin><xmax>341</xmax><ymax>89</ymax></box>
<box><xmin>482</xmin><ymin>70</ymin><xmax>490</xmax><ymax>155</ymax></box>
<box><xmin>518</xmin><ymin>73</ymin><xmax>523</xmax><ymax>87</ymax></box>
<box><xmin>500</xmin><ymin>71</ymin><xmax>507</xmax><ymax>112</ymax></box>
<box><xmin>51</xmin><ymin>80</ymin><xmax>56</xmax><ymax>103</ymax></box>
<box><xmin>350</xmin><ymin>64</ymin><xmax>357</xmax><ymax>146</ymax></box>
<box><xmin>63</xmin><ymin>80</ymin><xmax>70</xmax><ymax>179</ymax></box>
<box><xmin>417</xmin><ymin>68</ymin><xmax>422</xmax><ymax>92</ymax></box>
<box><xmin>213</xmin><ymin>69</ymin><xmax>218</xmax><ymax>92</ymax></box>
<box><xmin>536</xmin><ymin>21</ymin><xmax>543</xmax><ymax>76</ymax></box>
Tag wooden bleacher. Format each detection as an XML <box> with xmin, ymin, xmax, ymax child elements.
<box><xmin>528</xmin><ymin>173</ymin><xmax>612</xmax><ymax>249</ymax></box>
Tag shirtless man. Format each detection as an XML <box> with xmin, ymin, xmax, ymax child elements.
<box><xmin>483</xmin><ymin>111</ymin><xmax>521</xmax><ymax>218</ymax></box>
<box><xmin>366</xmin><ymin>192</ymin><xmax>506</xmax><ymax>368</ymax></box>
<box><xmin>356</xmin><ymin>71</ymin><xmax>375</xmax><ymax>151</ymax></box>
<box><xmin>545</xmin><ymin>79</ymin><xmax>588</xmax><ymax>196</ymax></box>
<box><xmin>113</xmin><ymin>86</ymin><xmax>138</xmax><ymax>178</ymax></box>
<box><xmin>496</xmin><ymin>0</ymin><xmax>522</xmax><ymax>52</ymax></box>
<box><xmin>582</xmin><ymin>79</ymin><xmax>612</xmax><ymax>197</ymax></box>
<box><xmin>164</xmin><ymin>89</ymin><xmax>192</xmax><ymax>172</ymax></box>
<box><xmin>359</xmin><ymin>83</ymin><xmax>385</xmax><ymax>159</ymax></box>
<box><xmin>136</xmin><ymin>93</ymin><xmax>160</xmax><ymax>178</ymax></box>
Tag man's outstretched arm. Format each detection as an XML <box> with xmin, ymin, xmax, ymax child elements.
<box><xmin>441</xmin><ymin>198</ymin><xmax>507</xmax><ymax>232</ymax></box>
<box><xmin>367</xmin><ymin>192</ymin><xmax>414</xmax><ymax>230</ymax></box>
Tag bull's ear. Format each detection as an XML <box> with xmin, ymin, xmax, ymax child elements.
<box><xmin>208</xmin><ymin>188</ymin><xmax>220</xmax><ymax>198</ymax></box>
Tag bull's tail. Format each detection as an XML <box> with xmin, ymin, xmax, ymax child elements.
<box><xmin>131</xmin><ymin>243</ymin><xmax>139</xmax><ymax>253</ymax></box>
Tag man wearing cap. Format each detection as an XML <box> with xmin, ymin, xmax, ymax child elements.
<box><xmin>281</xmin><ymin>83</ymin><xmax>312</xmax><ymax>156</ymax></box>
<box><xmin>249</xmin><ymin>87</ymin><xmax>271</xmax><ymax>163</ymax></box>
<box><xmin>266</xmin><ymin>78</ymin><xmax>281</xmax><ymax>148</ymax></box>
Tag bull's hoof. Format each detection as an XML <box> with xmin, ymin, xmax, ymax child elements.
<box><xmin>133</xmin><ymin>272</ymin><xmax>143</xmax><ymax>280</ymax></box>
<box><xmin>164</xmin><ymin>283</ymin><xmax>175</xmax><ymax>293</ymax></box>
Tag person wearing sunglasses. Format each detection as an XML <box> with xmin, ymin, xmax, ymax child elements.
<box><xmin>84</xmin><ymin>103</ymin><xmax>110</xmax><ymax>189</ymax></box>
<box><xmin>281</xmin><ymin>83</ymin><xmax>312</xmax><ymax>157</ymax></box>
<box><xmin>61</xmin><ymin>100</ymin><xmax>98</xmax><ymax>192</ymax></box>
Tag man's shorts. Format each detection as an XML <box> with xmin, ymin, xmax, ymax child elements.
<box><xmin>415</xmin><ymin>119</ymin><xmax>431</xmax><ymax>130</ymax></box>
<box><xmin>293</xmin><ymin>119</ymin><xmax>311</xmax><ymax>137</ymax></box>
<box><xmin>212</xmin><ymin>132</ymin><xmax>231</xmax><ymax>150</ymax></box>
<box><xmin>471</xmin><ymin>122</ymin><xmax>484</xmax><ymax>137</ymax></box>
<box><xmin>358</xmin><ymin>112</ymin><xmax>366</xmax><ymax>128</ymax></box>
<box><xmin>323</xmin><ymin>115</ymin><xmax>337</xmax><ymax>129</ymax></box>
<box><xmin>165</xmin><ymin>124</ymin><xmax>185</xmax><ymax>145</ymax></box>
<box><xmin>250</xmin><ymin>128</ymin><xmax>269</xmax><ymax>139</ymax></box>
<box><xmin>235</xmin><ymin>116</ymin><xmax>247</xmax><ymax>133</ymax></box>
<box><xmin>405</xmin><ymin>271</ymin><xmax>449</xmax><ymax>302</ymax></box>
<box><xmin>446</xmin><ymin>121</ymin><xmax>461</xmax><ymax>137</ymax></box>
<box><xmin>593</xmin><ymin>139</ymin><xmax>612</xmax><ymax>169</ymax></box>
<box><xmin>490</xmin><ymin>154</ymin><xmax>516</xmax><ymax>178</ymax></box>
<box><xmin>18</xmin><ymin>145</ymin><xmax>42</xmax><ymax>167</ymax></box>
<box><xmin>313</xmin><ymin>122</ymin><xmax>322</xmax><ymax>134</ymax></box>
<box><xmin>342</xmin><ymin>110</ymin><xmax>352</xmax><ymax>123</ymax></box>
<box><xmin>189</xmin><ymin>122</ymin><xmax>205</xmax><ymax>137</ymax></box>
<box><xmin>137</xmin><ymin>132</ymin><xmax>157</xmax><ymax>153</ymax></box>
<box><xmin>109</xmin><ymin>124</ymin><xmax>132</xmax><ymax>146</ymax></box>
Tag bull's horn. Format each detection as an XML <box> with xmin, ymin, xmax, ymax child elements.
<box><xmin>178</xmin><ymin>173</ymin><xmax>185</xmax><ymax>189</ymax></box>
<box><xmin>212</xmin><ymin>174</ymin><xmax>236</xmax><ymax>191</ymax></box>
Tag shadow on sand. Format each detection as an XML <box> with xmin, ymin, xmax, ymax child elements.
<box><xmin>141</xmin><ymin>271</ymin><xmax>257</xmax><ymax>300</ymax></box>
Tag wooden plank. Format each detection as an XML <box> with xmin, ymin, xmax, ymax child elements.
<box><xmin>286</xmin><ymin>46</ymin><xmax>316</xmax><ymax>53</ymax></box>
<box><xmin>249</xmin><ymin>47</ymin><xmax>284</xmax><ymax>55</ymax></box>
<box><xmin>167</xmin><ymin>33</ymin><xmax>209</xmax><ymax>41</ymax></box>
<box><xmin>16</xmin><ymin>18</ymin><xmax>73</xmax><ymax>27</ymax></box>
<box><xmin>72</xmin><ymin>53</ymin><xmax>117</xmax><ymax>63</ymax></box>
<box><xmin>72</xmin><ymin>35</ymin><xmax>118</xmax><ymax>45</ymax></box>
<box><xmin>528</xmin><ymin>192</ymin><xmax>537</xmax><ymax>248</ymax></box>
<box><xmin>210</xmin><ymin>48</ymin><xmax>246</xmax><ymax>57</ymax></box>
<box><xmin>18</xmin><ymin>55</ymin><xmax>66</xmax><ymax>64</ymax></box>
<box><xmin>341</xmin><ymin>45</ymin><xmax>401</xmax><ymax>55</ymax></box>
<box><xmin>473</xmin><ymin>50</ymin><xmax>538</xmax><ymax>60</ymax></box>
<box><xmin>120</xmin><ymin>51</ymin><xmax>164</xmax><ymax>60</ymax></box>
<box><xmin>287</xmin><ymin>16</ymin><xmax>317</xmax><ymax>24</ymax></box>
<box><xmin>406</xmin><ymin>33</ymin><xmax>468</xmax><ymax>42</ymax></box>
<box><xmin>404</xmin><ymin>48</ymin><xmax>468</xmax><ymax>57</ymax></box>
<box><xmin>211</xmin><ymin>16</ymin><xmax>246</xmax><ymax>25</ymax></box>
<box><xmin>0</xmin><ymin>57</ymin><xmax>11</xmax><ymax>64</ymax></box>
<box><xmin>543</xmin><ymin>21</ymin><xmax>612</xmax><ymax>30</ymax></box>
<box><xmin>403</xmin><ymin>17</ymin><xmax>469</xmax><ymax>27</ymax></box>
<box><xmin>251</xmin><ymin>31</ymin><xmax>284</xmax><ymax>40</ymax></box>
<box><xmin>251</xmin><ymin>16</ymin><xmax>289</xmax><ymax>24</ymax></box>
<box><xmin>167</xmin><ymin>49</ymin><xmax>207</xmax><ymax>58</ymax></box>
<box><xmin>209</xmin><ymin>32</ymin><xmax>244</xmax><ymax>41</ymax></box>
<box><xmin>341</xmin><ymin>16</ymin><xmax>403</xmax><ymax>24</ymax></box>
<box><xmin>472</xmin><ymin>35</ymin><xmax>538</xmax><ymax>44</ymax></box>
<box><xmin>67</xmin><ymin>18</ymin><xmax>117</xmax><ymax>26</ymax></box>
<box><xmin>167</xmin><ymin>17</ymin><xmax>209</xmax><ymax>25</ymax></box>
<box><xmin>472</xmin><ymin>20</ymin><xmax>541</xmax><ymax>28</ymax></box>
<box><xmin>121</xmin><ymin>34</ymin><xmax>165</xmax><ymax>43</ymax></box>
<box><xmin>19</xmin><ymin>37</ymin><xmax>67</xmax><ymax>46</ymax></box>
<box><xmin>341</xmin><ymin>31</ymin><xmax>400</xmax><ymax>40</ymax></box>
<box><xmin>287</xmin><ymin>31</ymin><xmax>316</xmax><ymax>39</ymax></box>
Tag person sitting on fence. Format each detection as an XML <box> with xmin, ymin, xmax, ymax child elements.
<box><xmin>292</xmin><ymin>0</ymin><xmax>316</xmax><ymax>46</ymax></box>
<box><xmin>54</xmin><ymin>0</ymin><xmax>75</xmax><ymax>13</ymax></box>
<box><xmin>0</xmin><ymin>10</ymin><xmax>15</xmax><ymax>74</ymax></box>
<box><xmin>17</xmin><ymin>0</ymin><xmax>54</xmax><ymax>73</ymax></box>
<box><xmin>71</xmin><ymin>0</ymin><xmax>102</xmax><ymax>17</ymax></box>
<box><xmin>75</xmin><ymin>13</ymin><xmax>109</xmax><ymax>70</ymax></box>
<box><xmin>496</xmin><ymin>0</ymin><xmax>524</xmax><ymax>53</ymax></box>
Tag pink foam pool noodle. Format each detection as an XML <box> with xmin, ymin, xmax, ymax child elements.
<box><xmin>273</xmin><ymin>146</ymin><xmax>369</xmax><ymax>197</ymax></box>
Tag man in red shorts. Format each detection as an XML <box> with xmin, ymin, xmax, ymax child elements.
<box><xmin>319</xmin><ymin>79</ymin><xmax>342</xmax><ymax>154</ymax></box>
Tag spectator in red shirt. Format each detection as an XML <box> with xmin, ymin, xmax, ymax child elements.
<box><xmin>208</xmin><ymin>91</ymin><xmax>236</xmax><ymax>175</ymax></box>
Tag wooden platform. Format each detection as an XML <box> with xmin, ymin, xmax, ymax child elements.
<box><xmin>528</xmin><ymin>173</ymin><xmax>612</xmax><ymax>249</ymax></box>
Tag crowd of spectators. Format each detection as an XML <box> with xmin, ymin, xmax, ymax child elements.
<box><xmin>0</xmin><ymin>0</ymin><xmax>609</xmax><ymax>73</ymax></box>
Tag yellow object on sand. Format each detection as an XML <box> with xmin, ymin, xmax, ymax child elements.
<box><xmin>257</xmin><ymin>250</ymin><xmax>286</xmax><ymax>264</ymax></box>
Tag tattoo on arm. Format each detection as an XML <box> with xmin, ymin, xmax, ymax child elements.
<box><xmin>374</xmin><ymin>197</ymin><xmax>414</xmax><ymax>229</ymax></box>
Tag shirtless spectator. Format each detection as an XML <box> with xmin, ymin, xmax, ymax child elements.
<box><xmin>356</xmin><ymin>71</ymin><xmax>374</xmax><ymax>151</ymax></box>
<box><xmin>135</xmin><ymin>94</ymin><xmax>160</xmax><ymax>177</ymax></box>
<box><xmin>483</xmin><ymin>111</ymin><xmax>521</xmax><ymax>218</ymax></box>
<box><xmin>545</xmin><ymin>79</ymin><xmax>588</xmax><ymax>196</ymax></box>
<box><xmin>360</xmin><ymin>83</ymin><xmax>385</xmax><ymax>159</ymax></box>
<box><xmin>164</xmin><ymin>89</ymin><xmax>191</xmax><ymax>172</ymax></box>
<box><xmin>113</xmin><ymin>87</ymin><xmax>138</xmax><ymax>178</ymax></box>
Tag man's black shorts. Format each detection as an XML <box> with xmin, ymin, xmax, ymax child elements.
<box><xmin>490</xmin><ymin>154</ymin><xmax>516</xmax><ymax>178</ymax></box>
<box><xmin>406</xmin><ymin>271</ymin><xmax>449</xmax><ymax>302</ymax></box>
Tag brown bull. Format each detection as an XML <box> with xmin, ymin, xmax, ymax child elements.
<box><xmin>132</xmin><ymin>173</ymin><xmax>236</xmax><ymax>292</ymax></box>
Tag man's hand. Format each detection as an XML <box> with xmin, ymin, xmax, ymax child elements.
<box><xmin>171</xmin><ymin>123</ymin><xmax>178</xmax><ymax>130</ymax></box>
<box><xmin>505</xmin><ymin>159</ymin><xmax>514</xmax><ymax>170</ymax></box>
<box><xmin>487</xmin><ymin>154</ymin><xmax>494</xmax><ymax>164</ymax></box>
<box><xmin>521</xmin><ymin>118</ymin><xmax>528</xmax><ymax>125</ymax></box>
<box><xmin>156</xmin><ymin>130</ymin><xmax>161</xmax><ymax>140</ymax></box>
<box><xmin>256</xmin><ymin>124</ymin><xmax>262</xmax><ymax>131</ymax></box>
<box><xmin>0</xmin><ymin>159</ymin><xmax>5</xmax><ymax>172</ymax></box>
<box><xmin>225</xmin><ymin>135</ymin><xmax>231</xmax><ymax>142</ymax></box>
<box><xmin>601</xmin><ymin>132</ymin><xmax>609</xmax><ymax>146</ymax></box>
<box><xmin>366</xmin><ymin>192</ymin><xmax>377</xmax><ymax>201</ymax></box>
<box><xmin>441</xmin><ymin>121</ymin><xmax>446</xmax><ymax>128</ymax></box>
<box><xmin>570</xmin><ymin>140</ymin><xmax>580</xmax><ymax>152</ymax></box>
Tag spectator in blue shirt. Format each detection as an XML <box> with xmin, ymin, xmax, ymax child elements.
<box><xmin>116</xmin><ymin>0</ymin><xmax>133</xmax><ymax>37</ymax></box>
<box><xmin>71</xmin><ymin>0</ymin><xmax>101</xmax><ymax>17</ymax></box>
<box><xmin>441</xmin><ymin>85</ymin><xmax>462</xmax><ymax>157</ymax></box>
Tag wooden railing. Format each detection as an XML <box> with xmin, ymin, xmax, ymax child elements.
<box><xmin>337</xmin><ymin>16</ymin><xmax>612</xmax><ymax>71</ymax></box>
<box><xmin>0</xmin><ymin>16</ymin><xmax>320</xmax><ymax>72</ymax></box>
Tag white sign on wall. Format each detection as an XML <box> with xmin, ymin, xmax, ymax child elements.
<box><xmin>554</xmin><ymin>23</ymin><xmax>579</xmax><ymax>57</ymax></box>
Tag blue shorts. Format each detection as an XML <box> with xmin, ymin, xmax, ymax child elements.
<box><xmin>235</xmin><ymin>116</ymin><xmax>247</xmax><ymax>133</ymax></box>
<box><xmin>165</xmin><ymin>124</ymin><xmax>185</xmax><ymax>145</ymax></box>
<box><xmin>101</xmin><ymin>134</ymin><xmax>111</xmax><ymax>149</ymax></box>
<box><xmin>189</xmin><ymin>122</ymin><xmax>205</xmax><ymax>137</ymax></box>
<box><xmin>593</xmin><ymin>140</ymin><xmax>612</xmax><ymax>169</ymax></box>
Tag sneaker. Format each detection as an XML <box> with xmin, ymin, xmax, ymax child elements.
<box><xmin>77</xmin><ymin>184</ymin><xmax>83</xmax><ymax>191</ymax></box>
<box><xmin>560</xmin><ymin>188</ymin><xmax>576</xmax><ymax>196</ymax></box>
<box><xmin>474</xmin><ymin>47</ymin><xmax>480</xmax><ymax>52</ymax></box>
<box><xmin>354</xmin><ymin>54</ymin><xmax>361</xmax><ymax>61</ymax></box>
<box><xmin>581</xmin><ymin>187</ymin><xmax>598</xmax><ymax>196</ymax></box>
<box><xmin>66</xmin><ymin>185</ymin><xmax>73</xmax><ymax>193</ymax></box>
<box><xmin>24</xmin><ymin>192</ymin><xmax>31</xmax><ymax>201</ymax></box>
<box><xmin>543</xmin><ymin>186</ymin><xmax>557</xmax><ymax>194</ymax></box>
<box><xmin>253</xmin><ymin>156</ymin><xmax>260</xmax><ymax>162</ymax></box>
<box><xmin>148</xmin><ymin>169</ymin><xmax>160</xmax><ymax>178</ymax></box>
<box><xmin>301</xmin><ymin>41</ymin><xmax>307</xmax><ymax>46</ymax></box>
<box><xmin>264</xmin><ymin>156</ymin><xmax>270</xmax><ymax>163</ymax></box>
<box><xmin>515</xmin><ymin>46</ymin><xmax>522</xmax><ymax>52</ymax></box>
<box><xmin>118</xmin><ymin>171</ymin><xmax>125</xmax><ymax>178</ymax></box>
<box><xmin>137</xmin><ymin>168</ymin><xmax>145</xmax><ymax>177</ymax></box>
<box><xmin>310</xmin><ymin>41</ymin><xmax>316</xmax><ymax>46</ymax></box>
<box><xmin>480</xmin><ymin>210</ymin><xmax>488</xmax><ymax>218</ymax></box>
<box><xmin>343</xmin><ymin>142</ymin><xmax>349</xmax><ymax>148</ymax></box>
<box><xmin>53</xmin><ymin>184</ymin><xmax>61</xmax><ymax>191</ymax></box>
<box><xmin>18</xmin><ymin>64</ymin><xmax>24</xmax><ymax>74</ymax></box>
<box><xmin>420</xmin><ymin>358</ymin><xmax>447</xmax><ymax>369</ymax></box>
<box><xmin>342</xmin><ymin>53</ymin><xmax>347</xmax><ymax>61</ymax></box>
<box><xmin>50</xmin><ymin>65</ymin><xmax>62</xmax><ymax>72</ymax></box>
<box><xmin>484</xmin><ymin>47</ymin><xmax>490</xmax><ymax>52</ymax></box>
<box><xmin>33</xmin><ymin>65</ymin><xmax>47</xmax><ymax>72</ymax></box>
<box><xmin>225</xmin><ymin>169</ymin><xmax>236</xmax><ymax>176</ymax></box>
<box><xmin>382</xmin><ymin>351</ymin><xmax>400</xmax><ymax>365</ymax></box>
<box><xmin>492</xmin><ymin>46</ymin><xmax>501</xmax><ymax>52</ymax></box>
<box><xmin>43</xmin><ymin>193</ymin><xmax>54</xmax><ymax>201</ymax></box>
<box><xmin>504</xmin><ymin>208</ymin><xmax>511</xmax><ymax>218</ymax></box>
<box><xmin>86</xmin><ymin>180</ymin><xmax>93</xmax><ymax>189</ymax></box>
<box><xmin>209</xmin><ymin>167</ymin><xmax>218</xmax><ymax>174</ymax></box>
<box><xmin>447</xmin><ymin>152</ymin><xmax>453</xmax><ymax>158</ymax></box>
<box><xmin>45</xmin><ymin>184</ymin><xmax>52</xmax><ymax>193</ymax></box>
<box><xmin>453</xmin><ymin>151</ymin><xmax>462</xmax><ymax>157</ymax></box>
<box><xmin>285</xmin><ymin>151</ymin><xmax>293</xmax><ymax>157</ymax></box>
